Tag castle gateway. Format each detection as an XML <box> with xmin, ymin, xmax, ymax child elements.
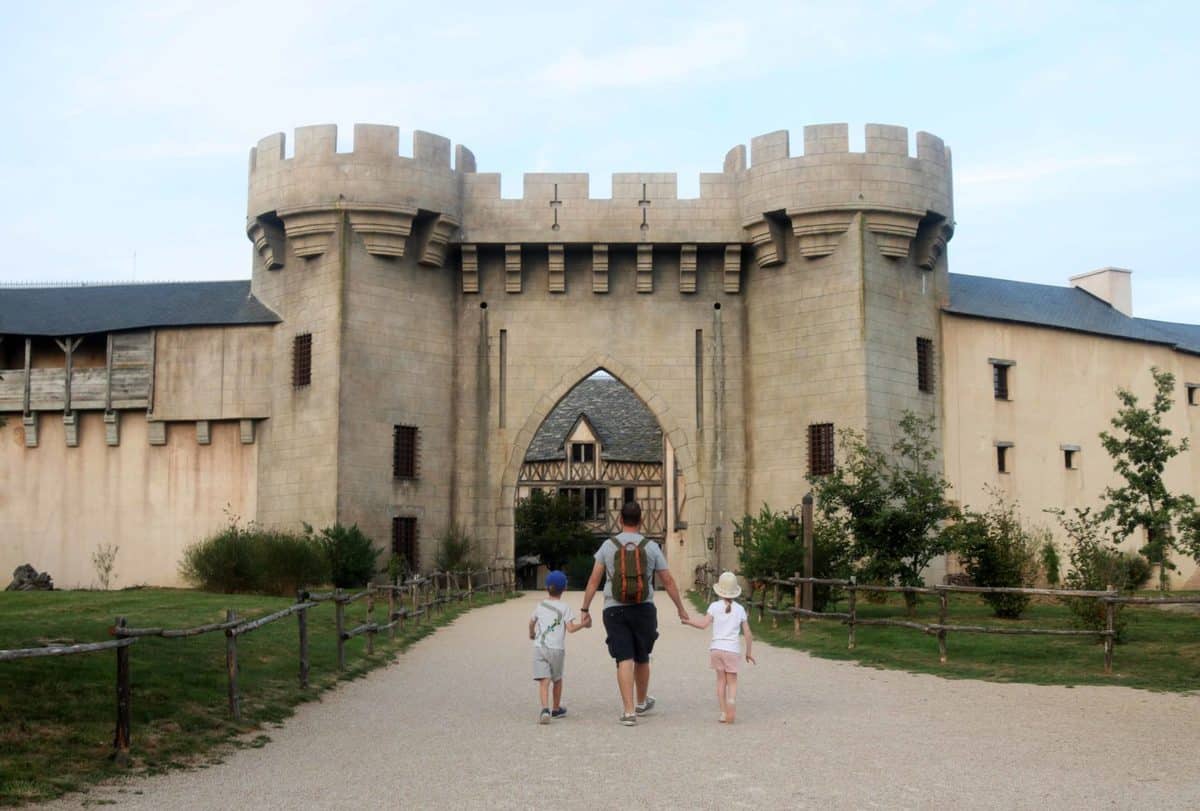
<box><xmin>6</xmin><ymin>122</ymin><xmax>1196</xmax><ymax>589</ymax></box>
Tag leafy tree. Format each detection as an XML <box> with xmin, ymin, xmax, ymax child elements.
<box><xmin>1054</xmin><ymin>507</ymin><xmax>1153</xmax><ymax>639</ymax></box>
<box><xmin>945</xmin><ymin>490</ymin><xmax>1042</xmax><ymax>618</ymax></box>
<box><xmin>1099</xmin><ymin>368</ymin><xmax>1200</xmax><ymax>591</ymax></box>
<box><xmin>734</xmin><ymin>504</ymin><xmax>851</xmax><ymax>612</ymax></box>
<box><xmin>812</xmin><ymin>412</ymin><xmax>958</xmax><ymax>611</ymax></box>
<box><xmin>515</xmin><ymin>490</ymin><xmax>595</xmax><ymax>570</ymax></box>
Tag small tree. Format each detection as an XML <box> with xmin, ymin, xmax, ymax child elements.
<box><xmin>734</xmin><ymin>504</ymin><xmax>851</xmax><ymax>612</ymax></box>
<box><xmin>812</xmin><ymin>412</ymin><xmax>958</xmax><ymax>611</ymax></box>
<box><xmin>1054</xmin><ymin>507</ymin><xmax>1153</xmax><ymax>639</ymax></box>
<box><xmin>946</xmin><ymin>491</ymin><xmax>1041</xmax><ymax>618</ymax></box>
<box><xmin>1099</xmin><ymin>367</ymin><xmax>1200</xmax><ymax>591</ymax></box>
<box><xmin>515</xmin><ymin>490</ymin><xmax>595</xmax><ymax>570</ymax></box>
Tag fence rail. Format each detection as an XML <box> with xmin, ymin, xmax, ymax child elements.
<box><xmin>0</xmin><ymin>566</ymin><xmax>517</xmax><ymax>759</ymax></box>
<box><xmin>695</xmin><ymin>566</ymin><xmax>1200</xmax><ymax>675</ymax></box>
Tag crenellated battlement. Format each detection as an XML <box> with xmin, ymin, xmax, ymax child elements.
<box><xmin>246</xmin><ymin>122</ymin><xmax>953</xmax><ymax>276</ymax></box>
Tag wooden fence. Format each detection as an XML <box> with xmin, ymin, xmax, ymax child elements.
<box><xmin>695</xmin><ymin>566</ymin><xmax>1200</xmax><ymax>676</ymax></box>
<box><xmin>0</xmin><ymin>567</ymin><xmax>515</xmax><ymax>759</ymax></box>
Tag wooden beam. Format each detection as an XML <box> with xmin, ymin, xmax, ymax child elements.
<box><xmin>23</xmin><ymin>338</ymin><xmax>31</xmax><ymax>414</ymax></box>
<box><xmin>105</xmin><ymin>333</ymin><xmax>114</xmax><ymax>412</ymax></box>
<box><xmin>147</xmin><ymin>330</ymin><xmax>156</xmax><ymax>415</ymax></box>
<box><xmin>55</xmin><ymin>337</ymin><xmax>82</xmax><ymax>415</ymax></box>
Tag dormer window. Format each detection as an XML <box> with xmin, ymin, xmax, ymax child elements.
<box><xmin>571</xmin><ymin>443</ymin><xmax>595</xmax><ymax>464</ymax></box>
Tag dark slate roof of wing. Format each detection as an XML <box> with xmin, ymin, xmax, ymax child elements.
<box><xmin>946</xmin><ymin>274</ymin><xmax>1200</xmax><ymax>355</ymax></box>
<box><xmin>525</xmin><ymin>376</ymin><xmax>663</xmax><ymax>463</ymax></box>
<box><xmin>0</xmin><ymin>281</ymin><xmax>280</xmax><ymax>336</ymax></box>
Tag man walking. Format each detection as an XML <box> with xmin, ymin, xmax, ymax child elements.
<box><xmin>580</xmin><ymin>501</ymin><xmax>690</xmax><ymax>726</ymax></box>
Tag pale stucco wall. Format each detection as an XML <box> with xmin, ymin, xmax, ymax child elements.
<box><xmin>941</xmin><ymin>313</ymin><xmax>1200</xmax><ymax>588</ymax></box>
<box><xmin>0</xmin><ymin>413</ymin><xmax>257</xmax><ymax>588</ymax></box>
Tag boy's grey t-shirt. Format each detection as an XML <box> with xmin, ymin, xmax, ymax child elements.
<box><xmin>595</xmin><ymin>532</ymin><xmax>668</xmax><ymax>610</ymax></box>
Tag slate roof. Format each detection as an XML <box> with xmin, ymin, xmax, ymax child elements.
<box><xmin>0</xmin><ymin>281</ymin><xmax>280</xmax><ymax>337</ymax></box>
<box><xmin>524</xmin><ymin>375</ymin><xmax>663</xmax><ymax>463</ymax></box>
<box><xmin>946</xmin><ymin>274</ymin><xmax>1200</xmax><ymax>355</ymax></box>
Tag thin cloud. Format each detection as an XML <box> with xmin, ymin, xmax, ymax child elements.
<box><xmin>959</xmin><ymin>154</ymin><xmax>1140</xmax><ymax>186</ymax></box>
<box><xmin>540</xmin><ymin>21</ymin><xmax>749</xmax><ymax>91</ymax></box>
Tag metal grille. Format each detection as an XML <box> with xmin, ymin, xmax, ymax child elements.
<box><xmin>392</xmin><ymin>516</ymin><xmax>418</xmax><ymax>566</ymax></box>
<box><xmin>993</xmin><ymin>364</ymin><xmax>1009</xmax><ymax>400</ymax></box>
<box><xmin>808</xmin><ymin>423</ymin><xmax>835</xmax><ymax>476</ymax></box>
<box><xmin>292</xmin><ymin>333</ymin><xmax>312</xmax><ymax>388</ymax></box>
<box><xmin>393</xmin><ymin>425</ymin><xmax>418</xmax><ymax>479</ymax></box>
<box><xmin>916</xmin><ymin>337</ymin><xmax>934</xmax><ymax>393</ymax></box>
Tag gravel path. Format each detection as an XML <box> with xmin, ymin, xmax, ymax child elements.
<box><xmin>53</xmin><ymin>593</ymin><xmax>1200</xmax><ymax>810</ymax></box>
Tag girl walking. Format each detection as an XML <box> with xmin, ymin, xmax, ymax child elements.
<box><xmin>684</xmin><ymin>571</ymin><xmax>755</xmax><ymax>723</ymax></box>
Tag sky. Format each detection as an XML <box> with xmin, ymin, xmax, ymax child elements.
<box><xmin>0</xmin><ymin>0</ymin><xmax>1197</xmax><ymax>321</ymax></box>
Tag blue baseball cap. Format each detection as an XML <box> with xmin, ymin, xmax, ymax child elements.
<box><xmin>545</xmin><ymin>571</ymin><xmax>568</xmax><ymax>591</ymax></box>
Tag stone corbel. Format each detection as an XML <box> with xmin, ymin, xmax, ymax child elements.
<box><xmin>22</xmin><ymin>413</ymin><xmax>38</xmax><ymax>448</ymax></box>
<box><xmin>347</xmin><ymin>205</ymin><xmax>417</xmax><ymax>258</ymax></box>
<box><xmin>461</xmin><ymin>244</ymin><xmax>479</xmax><ymax>293</ymax></box>
<box><xmin>724</xmin><ymin>245</ymin><xmax>742</xmax><ymax>293</ymax></box>
<box><xmin>280</xmin><ymin>208</ymin><xmax>339</xmax><ymax>259</ymax></box>
<box><xmin>679</xmin><ymin>244</ymin><xmax>697</xmax><ymax>293</ymax></box>
<box><xmin>247</xmin><ymin>217</ymin><xmax>286</xmax><ymax>270</ymax></box>
<box><xmin>788</xmin><ymin>210</ymin><xmax>855</xmax><ymax>258</ymax></box>
<box><xmin>418</xmin><ymin>214</ymin><xmax>461</xmax><ymax>267</ymax></box>
<box><xmin>592</xmin><ymin>244</ymin><xmax>609</xmax><ymax>293</ymax></box>
<box><xmin>864</xmin><ymin>210</ymin><xmax>923</xmax><ymax>260</ymax></box>
<box><xmin>148</xmin><ymin>419</ymin><xmax>167</xmax><ymax>446</ymax></box>
<box><xmin>914</xmin><ymin>215</ymin><xmax>954</xmax><ymax>270</ymax></box>
<box><xmin>742</xmin><ymin>214</ymin><xmax>787</xmax><ymax>267</ymax></box>
<box><xmin>104</xmin><ymin>411</ymin><xmax>120</xmax><ymax>446</ymax></box>
<box><xmin>63</xmin><ymin>412</ymin><xmax>79</xmax><ymax>447</ymax></box>
<box><xmin>637</xmin><ymin>244</ymin><xmax>654</xmax><ymax>293</ymax></box>
<box><xmin>548</xmin><ymin>244</ymin><xmax>565</xmax><ymax>293</ymax></box>
<box><xmin>240</xmin><ymin>419</ymin><xmax>256</xmax><ymax>445</ymax></box>
<box><xmin>505</xmin><ymin>244</ymin><xmax>522</xmax><ymax>293</ymax></box>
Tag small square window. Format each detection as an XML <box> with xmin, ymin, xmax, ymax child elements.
<box><xmin>292</xmin><ymin>333</ymin><xmax>312</xmax><ymax>388</ymax></box>
<box><xmin>995</xmin><ymin>443</ymin><xmax>1012</xmax><ymax>474</ymax></box>
<box><xmin>1188</xmin><ymin>385</ymin><xmax>1198</xmax><ymax>406</ymax></box>
<box><xmin>916</xmin><ymin>337</ymin><xmax>934</xmax><ymax>393</ymax></box>
<box><xmin>1064</xmin><ymin>449</ymin><xmax>1076</xmax><ymax>469</ymax></box>
<box><xmin>809</xmin><ymin>423</ymin><xmax>835</xmax><ymax>476</ymax></box>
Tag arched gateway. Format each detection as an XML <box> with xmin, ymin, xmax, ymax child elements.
<box><xmin>237</xmin><ymin>122</ymin><xmax>953</xmax><ymax>588</ymax></box>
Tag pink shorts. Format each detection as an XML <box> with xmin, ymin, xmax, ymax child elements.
<box><xmin>709</xmin><ymin>649</ymin><xmax>740</xmax><ymax>673</ymax></box>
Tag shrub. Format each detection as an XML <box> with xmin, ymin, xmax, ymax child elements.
<box><xmin>1040</xmin><ymin>539</ymin><xmax>1062</xmax><ymax>586</ymax></box>
<box><xmin>564</xmin><ymin>553</ymin><xmax>597</xmax><ymax>591</ymax></box>
<box><xmin>180</xmin><ymin>519</ymin><xmax>328</xmax><ymax>596</ymax></box>
<box><xmin>946</xmin><ymin>493</ymin><xmax>1042</xmax><ymax>619</ymax></box>
<box><xmin>434</xmin><ymin>524</ymin><xmax>480</xmax><ymax>572</ymax></box>
<box><xmin>735</xmin><ymin>504</ymin><xmax>851</xmax><ymax>612</ymax></box>
<box><xmin>515</xmin><ymin>490</ymin><xmax>595</xmax><ymax>569</ymax></box>
<box><xmin>317</xmin><ymin>523</ymin><xmax>378</xmax><ymax>588</ymax></box>
<box><xmin>92</xmin><ymin>544</ymin><xmax>119</xmax><ymax>590</ymax></box>
<box><xmin>1056</xmin><ymin>507</ymin><xmax>1153</xmax><ymax>638</ymax></box>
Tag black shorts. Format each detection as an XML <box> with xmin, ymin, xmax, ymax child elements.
<box><xmin>602</xmin><ymin>602</ymin><xmax>658</xmax><ymax>664</ymax></box>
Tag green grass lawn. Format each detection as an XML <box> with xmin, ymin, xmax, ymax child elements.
<box><xmin>690</xmin><ymin>589</ymin><xmax>1200</xmax><ymax>693</ymax></box>
<box><xmin>0</xmin><ymin>587</ymin><xmax>513</xmax><ymax>806</ymax></box>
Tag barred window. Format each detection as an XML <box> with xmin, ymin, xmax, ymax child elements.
<box><xmin>808</xmin><ymin>423</ymin><xmax>835</xmax><ymax>476</ymax></box>
<box><xmin>917</xmin><ymin>337</ymin><xmax>934</xmax><ymax>393</ymax></box>
<box><xmin>392</xmin><ymin>516</ymin><xmax>418</xmax><ymax>567</ymax></box>
<box><xmin>292</xmin><ymin>333</ymin><xmax>312</xmax><ymax>388</ymax></box>
<box><xmin>992</xmin><ymin>362</ymin><xmax>1011</xmax><ymax>400</ymax></box>
<box><xmin>393</xmin><ymin>425</ymin><xmax>418</xmax><ymax>479</ymax></box>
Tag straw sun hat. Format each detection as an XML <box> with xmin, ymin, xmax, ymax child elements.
<box><xmin>713</xmin><ymin>571</ymin><xmax>742</xmax><ymax>599</ymax></box>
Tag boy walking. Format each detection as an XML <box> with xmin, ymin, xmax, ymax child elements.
<box><xmin>529</xmin><ymin>570</ymin><xmax>589</xmax><ymax>724</ymax></box>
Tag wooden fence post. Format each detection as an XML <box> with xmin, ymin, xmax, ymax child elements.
<box><xmin>847</xmin><ymin>578</ymin><xmax>857</xmax><ymax>650</ymax></box>
<box><xmin>467</xmin><ymin>569</ymin><xmax>474</xmax><ymax>604</ymax></box>
<box><xmin>937</xmin><ymin>589</ymin><xmax>949</xmax><ymax>664</ymax></box>
<box><xmin>113</xmin><ymin>616</ymin><xmax>131</xmax><ymax>760</ymax></box>
<box><xmin>225</xmin><ymin>609</ymin><xmax>240</xmax><ymax>721</ymax></box>
<box><xmin>366</xmin><ymin>588</ymin><xmax>376</xmax><ymax>656</ymax></box>
<box><xmin>387</xmin><ymin>587</ymin><xmax>397</xmax><ymax>642</ymax></box>
<box><xmin>334</xmin><ymin>590</ymin><xmax>346</xmax><ymax>671</ymax></box>
<box><xmin>411</xmin><ymin>583</ymin><xmax>420</xmax><ymax>626</ymax></box>
<box><xmin>771</xmin><ymin>575</ymin><xmax>780</xmax><ymax>629</ymax></box>
<box><xmin>1104</xmin><ymin>584</ymin><xmax>1116</xmax><ymax>674</ymax></box>
<box><xmin>801</xmin><ymin>493</ymin><xmax>814</xmax><ymax>611</ymax></box>
<box><xmin>296</xmin><ymin>591</ymin><xmax>309</xmax><ymax>689</ymax></box>
<box><xmin>793</xmin><ymin>572</ymin><xmax>801</xmax><ymax>636</ymax></box>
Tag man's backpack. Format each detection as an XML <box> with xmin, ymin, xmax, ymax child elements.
<box><xmin>609</xmin><ymin>537</ymin><xmax>652</xmax><ymax>603</ymax></box>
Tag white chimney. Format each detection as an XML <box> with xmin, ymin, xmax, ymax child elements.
<box><xmin>1070</xmin><ymin>267</ymin><xmax>1132</xmax><ymax>316</ymax></box>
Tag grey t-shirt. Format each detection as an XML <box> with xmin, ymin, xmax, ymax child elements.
<box><xmin>595</xmin><ymin>532</ymin><xmax>668</xmax><ymax>610</ymax></box>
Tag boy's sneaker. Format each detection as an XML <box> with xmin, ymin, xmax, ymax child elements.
<box><xmin>619</xmin><ymin>713</ymin><xmax>637</xmax><ymax>726</ymax></box>
<box><xmin>538</xmin><ymin>709</ymin><xmax>551</xmax><ymax>725</ymax></box>
<box><xmin>551</xmin><ymin>707</ymin><xmax>567</xmax><ymax>719</ymax></box>
<box><xmin>635</xmin><ymin>696</ymin><xmax>656</xmax><ymax>715</ymax></box>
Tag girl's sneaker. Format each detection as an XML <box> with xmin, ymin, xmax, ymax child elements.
<box><xmin>635</xmin><ymin>696</ymin><xmax>655</xmax><ymax>715</ymax></box>
<box><xmin>551</xmin><ymin>707</ymin><xmax>567</xmax><ymax>719</ymax></box>
<box><xmin>538</xmin><ymin>709</ymin><xmax>551</xmax><ymax>725</ymax></box>
<box><xmin>619</xmin><ymin>713</ymin><xmax>637</xmax><ymax>726</ymax></box>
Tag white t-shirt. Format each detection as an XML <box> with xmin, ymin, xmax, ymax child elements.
<box><xmin>706</xmin><ymin>600</ymin><xmax>748</xmax><ymax>654</ymax></box>
<box><xmin>531</xmin><ymin>598</ymin><xmax>576</xmax><ymax>650</ymax></box>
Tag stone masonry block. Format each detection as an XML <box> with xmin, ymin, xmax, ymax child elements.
<box><xmin>354</xmin><ymin>124</ymin><xmax>400</xmax><ymax>157</ymax></box>
<box><xmin>413</xmin><ymin>131</ymin><xmax>451</xmax><ymax>167</ymax></box>
<box><xmin>865</xmin><ymin>124</ymin><xmax>908</xmax><ymax>155</ymax></box>
<box><xmin>750</xmin><ymin>130</ymin><xmax>789</xmax><ymax>165</ymax></box>
<box><xmin>804</xmin><ymin>124</ymin><xmax>849</xmax><ymax>154</ymax></box>
<box><xmin>295</xmin><ymin>124</ymin><xmax>337</xmax><ymax>160</ymax></box>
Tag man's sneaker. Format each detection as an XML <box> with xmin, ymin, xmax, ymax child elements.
<box><xmin>551</xmin><ymin>707</ymin><xmax>567</xmax><ymax>719</ymax></box>
<box><xmin>619</xmin><ymin>713</ymin><xmax>637</xmax><ymax>726</ymax></box>
<box><xmin>635</xmin><ymin>696</ymin><xmax>656</xmax><ymax>715</ymax></box>
<box><xmin>539</xmin><ymin>709</ymin><xmax>551</xmax><ymax>725</ymax></box>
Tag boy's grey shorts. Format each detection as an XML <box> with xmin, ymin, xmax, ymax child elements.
<box><xmin>532</xmin><ymin>647</ymin><xmax>565</xmax><ymax>681</ymax></box>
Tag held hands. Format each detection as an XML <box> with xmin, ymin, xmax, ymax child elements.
<box><xmin>580</xmin><ymin>612</ymin><xmax>593</xmax><ymax>629</ymax></box>
<box><xmin>678</xmin><ymin>609</ymin><xmax>690</xmax><ymax>624</ymax></box>
<box><xmin>745</xmin><ymin>652</ymin><xmax>756</xmax><ymax>665</ymax></box>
